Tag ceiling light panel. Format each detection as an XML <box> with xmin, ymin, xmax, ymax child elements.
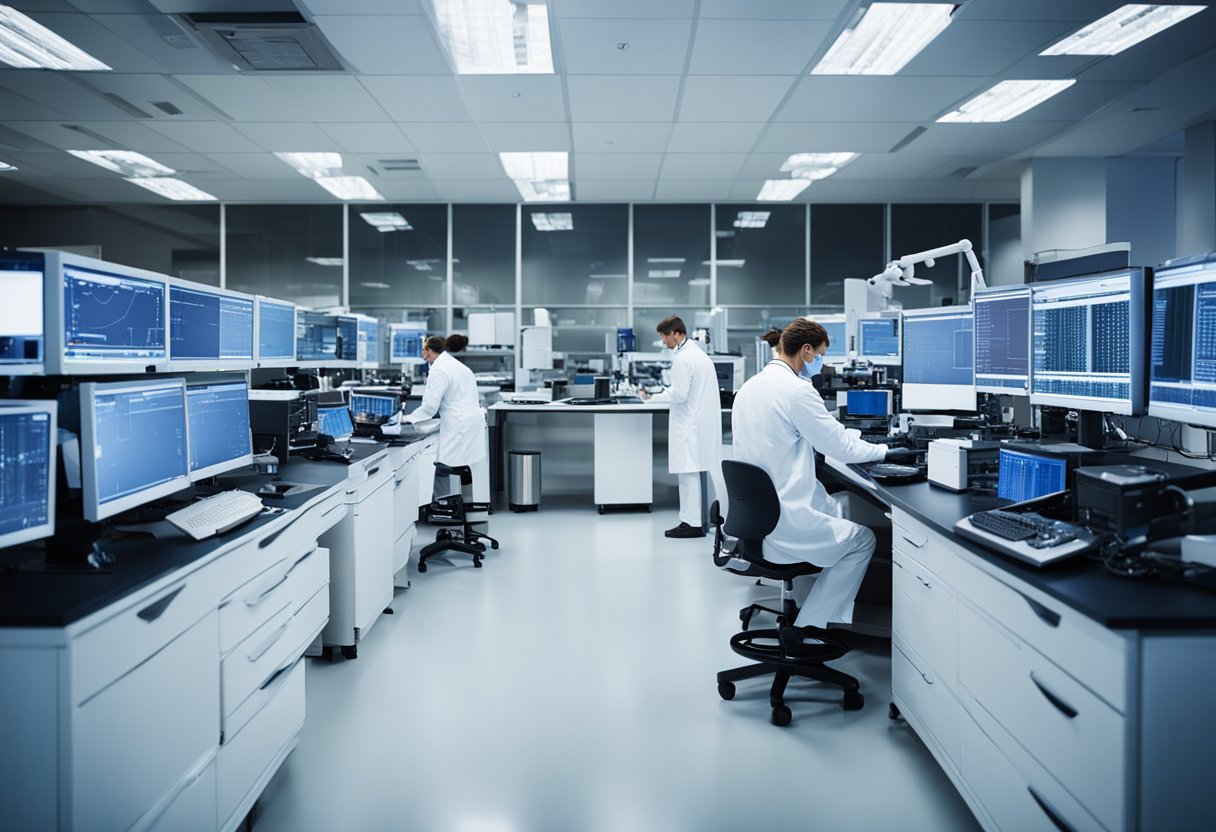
<box><xmin>305</xmin><ymin>257</ymin><xmax>344</xmax><ymax>267</ymax></box>
<box><xmin>315</xmin><ymin>176</ymin><xmax>385</xmax><ymax>201</ymax></box>
<box><xmin>733</xmin><ymin>210</ymin><xmax>771</xmax><ymax>228</ymax></box>
<box><xmin>361</xmin><ymin>212</ymin><xmax>412</xmax><ymax>231</ymax></box>
<box><xmin>0</xmin><ymin>5</ymin><xmax>111</xmax><ymax>71</ymax></box>
<box><xmin>780</xmin><ymin>152</ymin><xmax>858</xmax><ymax>180</ymax></box>
<box><xmin>275</xmin><ymin>151</ymin><xmax>344</xmax><ymax>179</ymax></box>
<box><xmin>500</xmin><ymin>151</ymin><xmax>569</xmax><ymax>202</ymax></box>
<box><xmin>432</xmin><ymin>0</ymin><xmax>554</xmax><ymax>75</ymax></box>
<box><xmin>0</xmin><ymin>160</ymin><xmax>15</xmax><ymax>171</ymax></box>
<box><xmin>530</xmin><ymin>212</ymin><xmax>573</xmax><ymax>231</ymax></box>
<box><xmin>124</xmin><ymin>178</ymin><xmax>217</xmax><ymax>202</ymax></box>
<box><xmin>937</xmin><ymin>79</ymin><xmax>1076</xmax><ymax>123</ymax></box>
<box><xmin>1041</xmin><ymin>4</ymin><xmax>1206</xmax><ymax>56</ymax></box>
<box><xmin>68</xmin><ymin>150</ymin><xmax>175</xmax><ymax>178</ymax></box>
<box><xmin>757</xmin><ymin>180</ymin><xmax>812</xmax><ymax>201</ymax></box>
<box><xmin>812</xmin><ymin>3</ymin><xmax>954</xmax><ymax>76</ymax></box>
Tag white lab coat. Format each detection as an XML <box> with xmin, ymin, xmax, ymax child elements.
<box><xmin>731</xmin><ymin>359</ymin><xmax>887</xmax><ymax>565</ymax></box>
<box><xmin>654</xmin><ymin>338</ymin><xmax>721</xmax><ymax>474</ymax></box>
<box><xmin>405</xmin><ymin>351</ymin><xmax>486</xmax><ymax>467</ymax></box>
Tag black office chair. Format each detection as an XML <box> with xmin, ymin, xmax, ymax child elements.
<box><xmin>711</xmin><ymin>459</ymin><xmax>863</xmax><ymax>727</ymax></box>
<box><xmin>417</xmin><ymin>462</ymin><xmax>499</xmax><ymax>572</ymax></box>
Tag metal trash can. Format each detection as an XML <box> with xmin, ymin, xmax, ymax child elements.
<box><xmin>509</xmin><ymin>450</ymin><xmax>541</xmax><ymax>512</ymax></box>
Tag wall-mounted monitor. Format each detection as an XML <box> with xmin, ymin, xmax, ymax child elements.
<box><xmin>901</xmin><ymin>306</ymin><xmax>976</xmax><ymax>412</ymax></box>
<box><xmin>1</xmin><ymin>252</ymin><xmax>45</xmax><ymax>376</ymax></box>
<box><xmin>254</xmin><ymin>296</ymin><xmax>297</xmax><ymax>368</ymax></box>
<box><xmin>389</xmin><ymin>323</ymin><xmax>427</xmax><ymax>363</ymax></box>
<box><xmin>809</xmin><ymin>314</ymin><xmax>847</xmax><ymax>367</ymax></box>
<box><xmin>1149</xmin><ymin>253</ymin><xmax>1216</xmax><ymax>428</ymax></box>
<box><xmin>974</xmin><ymin>285</ymin><xmax>1031</xmax><ymax>396</ymax></box>
<box><xmin>44</xmin><ymin>251</ymin><xmax>169</xmax><ymax>374</ymax></box>
<box><xmin>186</xmin><ymin>379</ymin><xmax>253</xmax><ymax>481</ymax></box>
<box><xmin>857</xmin><ymin>314</ymin><xmax>901</xmax><ymax>366</ymax></box>
<box><xmin>80</xmin><ymin>378</ymin><xmax>190</xmax><ymax>522</ymax></box>
<box><xmin>1030</xmin><ymin>269</ymin><xmax>1148</xmax><ymax>416</ymax></box>
<box><xmin>168</xmin><ymin>280</ymin><xmax>254</xmax><ymax>370</ymax></box>
<box><xmin>0</xmin><ymin>400</ymin><xmax>57</xmax><ymax>549</ymax></box>
<box><xmin>296</xmin><ymin>310</ymin><xmax>339</xmax><ymax>367</ymax></box>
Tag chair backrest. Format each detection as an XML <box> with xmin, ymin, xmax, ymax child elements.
<box><xmin>721</xmin><ymin>460</ymin><xmax>781</xmax><ymax>544</ymax></box>
<box><xmin>434</xmin><ymin>461</ymin><xmax>473</xmax><ymax>485</ymax></box>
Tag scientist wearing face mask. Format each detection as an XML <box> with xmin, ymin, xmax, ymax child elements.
<box><xmin>763</xmin><ymin>321</ymin><xmax>826</xmax><ymax>382</ymax></box>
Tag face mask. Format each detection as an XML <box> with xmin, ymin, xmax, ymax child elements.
<box><xmin>806</xmin><ymin>354</ymin><xmax>824</xmax><ymax>377</ymax></box>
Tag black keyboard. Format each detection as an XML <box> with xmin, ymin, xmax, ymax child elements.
<box><xmin>970</xmin><ymin>510</ymin><xmax>1038</xmax><ymax>541</ymax></box>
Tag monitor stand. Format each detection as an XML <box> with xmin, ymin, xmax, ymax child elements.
<box><xmin>1077</xmin><ymin>410</ymin><xmax>1107</xmax><ymax>450</ymax></box>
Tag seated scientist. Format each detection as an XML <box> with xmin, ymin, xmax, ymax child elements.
<box><xmin>404</xmin><ymin>334</ymin><xmax>486</xmax><ymax>496</ymax></box>
<box><xmin>732</xmin><ymin>318</ymin><xmax>912</xmax><ymax>652</ymax></box>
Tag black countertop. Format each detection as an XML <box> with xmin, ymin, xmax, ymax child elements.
<box><xmin>821</xmin><ymin>463</ymin><xmax>1216</xmax><ymax>630</ymax></box>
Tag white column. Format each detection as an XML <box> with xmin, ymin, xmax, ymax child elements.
<box><xmin>1179</xmin><ymin>121</ymin><xmax>1216</xmax><ymax>256</ymax></box>
<box><xmin>1106</xmin><ymin>156</ymin><xmax>1178</xmax><ymax>267</ymax></box>
<box><xmin>1020</xmin><ymin>158</ymin><xmax>1107</xmax><ymax>263</ymax></box>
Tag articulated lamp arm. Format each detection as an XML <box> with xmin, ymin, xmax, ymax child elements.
<box><xmin>869</xmin><ymin>238</ymin><xmax>986</xmax><ymax>298</ymax></box>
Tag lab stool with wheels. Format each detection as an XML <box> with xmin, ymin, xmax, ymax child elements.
<box><xmin>710</xmin><ymin>459</ymin><xmax>863</xmax><ymax>727</ymax></box>
<box><xmin>418</xmin><ymin>462</ymin><xmax>499</xmax><ymax>572</ymax></box>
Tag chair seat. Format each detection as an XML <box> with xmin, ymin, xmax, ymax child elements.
<box><xmin>728</xmin><ymin>559</ymin><xmax>821</xmax><ymax>581</ymax></box>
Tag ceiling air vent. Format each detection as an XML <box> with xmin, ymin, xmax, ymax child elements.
<box><xmin>949</xmin><ymin>166</ymin><xmax>978</xmax><ymax>178</ymax></box>
<box><xmin>889</xmin><ymin>126</ymin><xmax>927</xmax><ymax>153</ymax></box>
<box><xmin>179</xmin><ymin>12</ymin><xmax>345</xmax><ymax>72</ymax></box>
<box><xmin>152</xmin><ymin>101</ymin><xmax>183</xmax><ymax>116</ymax></box>
<box><xmin>377</xmin><ymin>159</ymin><xmax>422</xmax><ymax>171</ymax></box>
<box><xmin>103</xmin><ymin>93</ymin><xmax>154</xmax><ymax>119</ymax></box>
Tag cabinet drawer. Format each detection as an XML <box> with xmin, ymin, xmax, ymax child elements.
<box><xmin>219</xmin><ymin>545</ymin><xmax>328</xmax><ymax>653</ymax></box>
<box><xmin>217</xmin><ymin>656</ymin><xmax>305</xmax><ymax>829</ymax></box>
<box><xmin>960</xmin><ymin>605</ymin><xmax>1125</xmax><ymax>831</ymax></box>
<box><xmin>258</xmin><ymin>490</ymin><xmax>345</xmax><ymax>565</ymax></box>
<box><xmin>892</xmin><ymin>549</ymin><xmax>958</xmax><ymax>689</ymax></box>
<box><xmin>72</xmin><ymin>612</ymin><xmax>219</xmax><ymax>832</ymax></box>
<box><xmin>136</xmin><ymin>750</ymin><xmax>217</xmax><ymax>832</ymax></box>
<box><xmin>954</xmin><ymin>557</ymin><xmax>1128</xmax><ymax>712</ymax></box>
<box><xmin>892</xmin><ymin>636</ymin><xmax>960</xmax><ymax>768</ymax></box>
<box><xmin>891</xmin><ymin>509</ymin><xmax>957</xmax><ymax>586</ymax></box>
<box><xmin>962</xmin><ymin>712</ymin><xmax>1103</xmax><ymax>832</ymax></box>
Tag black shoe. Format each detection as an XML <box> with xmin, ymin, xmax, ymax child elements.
<box><xmin>664</xmin><ymin>522</ymin><xmax>705</xmax><ymax>538</ymax></box>
<box><xmin>779</xmin><ymin>625</ymin><xmax>836</xmax><ymax>659</ymax></box>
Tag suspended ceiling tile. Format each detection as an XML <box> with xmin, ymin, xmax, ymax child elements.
<box><xmin>678</xmin><ymin>75</ymin><xmax>797</xmax><ymax>122</ymax></box>
<box><xmin>754</xmin><ymin>122</ymin><xmax>924</xmax><ymax>153</ymax></box>
<box><xmin>259</xmin><ymin>76</ymin><xmax>391</xmax><ymax>122</ymax></box>
<box><xmin>559</xmin><ymin>18</ymin><xmax>693</xmax><ymax>75</ymax></box>
<box><xmin>374</xmin><ymin>179</ymin><xmax>439</xmax><ymax>201</ymax></box>
<box><xmin>575</xmin><ymin>179</ymin><xmax>656</xmax><ymax>201</ymax></box>
<box><xmin>477</xmin><ymin>122</ymin><xmax>571</xmax><ymax>152</ymax></box>
<box><xmin>574</xmin><ymin>153</ymin><xmax>663</xmax><ymax>179</ymax></box>
<box><xmin>727</xmin><ymin>179</ymin><xmax>774</xmax><ymax>201</ymax></box>
<box><xmin>141</xmin><ymin>151</ymin><xmax>231</xmax><ymax>176</ymax></box>
<box><xmin>416</xmin><ymin>153</ymin><xmax>507</xmax><ymax>179</ymax></box>
<box><xmin>778</xmin><ymin>76</ymin><xmax>991</xmax><ymax>123</ymax></box>
<box><xmin>1076</xmin><ymin>11</ymin><xmax>1216</xmax><ymax>83</ymax></box>
<box><xmin>955</xmin><ymin>0</ymin><xmax>1116</xmax><ymax>21</ymax></box>
<box><xmin>699</xmin><ymin>0</ymin><xmax>848</xmax><ymax>19</ymax></box>
<box><xmin>567</xmin><ymin>75</ymin><xmax>681</xmax><ymax>122</ymax></box>
<box><xmin>555</xmin><ymin>0</ymin><xmax>696</xmax><ymax>17</ymax></box>
<box><xmin>688</xmin><ymin>19</ymin><xmax>832</xmax><ymax>75</ymax></box>
<box><xmin>1007</xmin><ymin>80</ymin><xmax>1139</xmax><ymax>123</ymax></box>
<box><xmin>176</xmin><ymin>76</ymin><xmax>297</xmax><ymax>121</ymax></box>
<box><xmin>430</xmin><ymin>179</ymin><xmax>521</xmax><ymax>201</ymax></box>
<box><xmin>16</xmin><ymin>120</ymin><xmax>188</xmax><ymax>152</ymax></box>
<box><xmin>912</xmin><ymin>122</ymin><xmax>1073</xmax><ymax>153</ymax></box>
<box><xmin>143</xmin><ymin>121</ymin><xmax>262</xmax><ymax>153</ymax></box>
<box><xmin>900</xmin><ymin>20</ymin><xmax>1076</xmax><ymax>77</ymax></box>
<box><xmin>399</xmin><ymin>122</ymin><xmax>489</xmax><ymax>153</ymax></box>
<box><xmin>359</xmin><ymin>76</ymin><xmax>472</xmax><ymax>122</ymax></box>
<box><xmin>231</xmin><ymin>123</ymin><xmax>344</xmax><ymax>153</ymax></box>
<box><xmin>457</xmin><ymin>76</ymin><xmax>567</xmax><ymax>122</ymax></box>
<box><xmin>312</xmin><ymin>15</ymin><xmax>450</xmax><ymax>74</ymax></box>
<box><xmin>89</xmin><ymin>15</ymin><xmax>237</xmax><ymax>74</ymax></box>
<box><xmin>667</xmin><ymin>122</ymin><xmax>764</xmax><ymax>153</ymax></box>
<box><xmin>0</xmin><ymin>72</ymin><xmax>134</xmax><ymax>120</ymax></box>
<box><xmin>831</xmin><ymin>153</ymin><xmax>995</xmax><ymax>180</ymax></box>
<box><xmin>654</xmin><ymin>179</ymin><xmax>736</xmax><ymax>200</ymax></box>
<box><xmin>318</xmin><ymin>123</ymin><xmax>416</xmax><ymax>154</ymax></box>
<box><xmin>208</xmin><ymin>153</ymin><xmax>308</xmax><ymax>180</ymax></box>
<box><xmin>572</xmin><ymin>122</ymin><xmax>672</xmax><ymax>153</ymax></box>
<box><xmin>206</xmin><ymin>179</ymin><xmax>339</xmax><ymax>202</ymax></box>
<box><xmin>736</xmin><ymin>152</ymin><xmax>806</xmax><ymax>179</ymax></box>
<box><xmin>24</xmin><ymin>12</ymin><xmax>166</xmax><ymax>72</ymax></box>
<box><xmin>0</xmin><ymin>85</ymin><xmax>77</xmax><ymax>120</ymax></box>
<box><xmin>77</xmin><ymin>74</ymin><xmax>219</xmax><ymax>120</ymax></box>
<box><xmin>659</xmin><ymin>152</ymin><xmax>746</xmax><ymax>180</ymax></box>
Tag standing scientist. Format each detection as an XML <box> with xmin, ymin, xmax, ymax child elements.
<box><xmin>405</xmin><ymin>334</ymin><xmax>486</xmax><ymax>496</ymax></box>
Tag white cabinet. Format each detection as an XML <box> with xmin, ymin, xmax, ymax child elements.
<box><xmin>593</xmin><ymin>412</ymin><xmax>652</xmax><ymax>507</ymax></box>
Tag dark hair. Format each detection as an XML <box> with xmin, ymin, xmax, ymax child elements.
<box><xmin>655</xmin><ymin>315</ymin><xmax>686</xmax><ymax>336</ymax></box>
<box><xmin>424</xmin><ymin>335</ymin><xmax>446</xmax><ymax>354</ymax></box>
<box><xmin>779</xmin><ymin>319</ymin><xmax>830</xmax><ymax>357</ymax></box>
<box><xmin>761</xmin><ymin>327</ymin><xmax>782</xmax><ymax>349</ymax></box>
<box><xmin>445</xmin><ymin>333</ymin><xmax>469</xmax><ymax>353</ymax></box>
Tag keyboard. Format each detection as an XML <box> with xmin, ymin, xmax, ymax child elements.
<box><xmin>955</xmin><ymin>509</ymin><xmax>1097</xmax><ymax>567</ymax></box>
<box><xmin>167</xmin><ymin>490</ymin><xmax>265</xmax><ymax>541</ymax></box>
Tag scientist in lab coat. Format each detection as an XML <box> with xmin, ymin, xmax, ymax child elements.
<box><xmin>405</xmin><ymin>334</ymin><xmax>486</xmax><ymax>495</ymax></box>
<box><xmin>764</xmin><ymin>323</ymin><xmax>823</xmax><ymax>383</ymax></box>
<box><xmin>650</xmin><ymin>315</ymin><xmax>722</xmax><ymax>539</ymax></box>
<box><xmin>733</xmin><ymin>318</ymin><xmax>910</xmax><ymax>653</ymax></box>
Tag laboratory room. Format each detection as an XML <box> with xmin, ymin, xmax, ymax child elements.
<box><xmin>5</xmin><ymin>2</ymin><xmax>1216</xmax><ymax>832</ymax></box>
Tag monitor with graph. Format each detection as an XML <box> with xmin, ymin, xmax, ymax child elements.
<box><xmin>186</xmin><ymin>379</ymin><xmax>253</xmax><ymax>481</ymax></box>
<box><xmin>1148</xmin><ymin>253</ymin><xmax>1216</xmax><ymax>429</ymax></box>
<box><xmin>0</xmin><ymin>400</ymin><xmax>57</xmax><ymax>549</ymax></box>
<box><xmin>901</xmin><ymin>306</ymin><xmax>975</xmax><ymax>412</ymax></box>
<box><xmin>168</xmin><ymin>281</ymin><xmax>254</xmax><ymax>369</ymax></box>
<box><xmin>974</xmin><ymin>285</ymin><xmax>1031</xmax><ymax>396</ymax></box>
<box><xmin>1</xmin><ymin>252</ymin><xmax>45</xmax><ymax>375</ymax></box>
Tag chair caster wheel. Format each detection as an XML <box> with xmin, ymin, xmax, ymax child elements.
<box><xmin>473</xmin><ymin>558</ymin><xmax>482</xmax><ymax>568</ymax></box>
<box><xmin>598</xmin><ymin>505</ymin><xmax>605</xmax><ymax>515</ymax></box>
<box><xmin>739</xmin><ymin>608</ymin><xmax>753</xmax><ymax>631</ymax></box>
<box><xmin>889</xmin><ymin>702</ymin><xmax>901</xmax><ymax>720</ymax></box>
<box><xmin>843</xmin><ymin>692</ymin><xmax>864</xmax><ymax>711</ymax></box>
<box><xmin>341</xmin><ymin>645</ymin><xmax>357</xmax><ymax>660</ymax></box>
<box><xmin>490</xmin><ymin>541</ymin><xmax>499</xmax><ymax>550</ymax></box>
<box><xmin>417</xmin><ymin>562</ymin><xmax>428</xmax><ymax>573</ymax></box>
<box><xmin>771</xmin><ymin>705</ymin><xmax>792</xmax><ymax>727</ymax></box>
<box><xmin>717</xmin><ymin>682</ymin><xmax>735</xmax><ymax>701</ymax></box>
<box><xmin>437</xmin><ymin>529</ymin><xmax>451</xmax><ymax>540</ymax></box>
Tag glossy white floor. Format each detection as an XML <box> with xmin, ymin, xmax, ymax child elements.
<box><xmin>255</xmin><ymin>496</ymin><xmax>980</xmax><ymax>832</ymax></box>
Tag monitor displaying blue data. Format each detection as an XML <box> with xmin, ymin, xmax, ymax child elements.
<box><xmin>336</xmin><ymin>315</ymin><xmax>359</xmax><ymax>363</ymax></box>
<box><xmin>186</xmin><ymin>380</ymin><xmax>253</xmax><ymax>481</ymax></box>
<box><xmin>1149</xmin><ymin>254</ymin><xmax>1216</xmax><ymax>428</ymax></box>
<box><xmin>358</xmin><ymin>317</ymin><xmax>381</xmax><ymax>365</ymax></box>
<box><xmin>81</xmin><ymin>379</ymin><xmax>190</xmax><ymax>522</ymax></box>
<box><xmin>1031</xmin><ymin>269</ymin><xmax>1147</xmax><ymax>415</ymax></box>
<box><xmin>974</xmin><ymin>286</ymin><xmax>1031</xmax><ymax>395</ymax></box>
<box><xmin>843</xmin><ymin>389</ymin><xmax>892</xmax><ymax>417</ymax></box>
<box><xmin>1</xmin><ymin>255</ymin><xmax>45</xmax><ymax>374</ymax></box>
<box><xmin>297</xmin><ymin>311</ymin><xmax>338</xmax><ymax>363</ymax></box>
<box><xmin>257</xmin><ymin>298</ymin><xmax>296</xmax><ymax>365</ymax></box>
<box><xmin>169</xmin><ymin>284</ymin><xmax>254</xmax><ymax>365</ymax></box>
<box><xmin>858</xmin><ymin>316</ymin><xmax>900</xmax><ymax>365</ymax></box>
<box><xmin>390</xmin><ymin>323</ymin><xmax>426</xmax><ymax>362</ymax></box>
<box><xmin>814</xmin><ymin>315</ymin><xmax>847</xmax><ymax>365</ymax></box>
<box><xmin>0</xmin><ymin>401</ymin><xmax>56</xmax><ymax>549</ymax></box>
<box><xmin>350</xmin><ymin>393</ymin><xmax>397</xmax><ymax>422</ymax></box>
<box><xmin>317</xmin><ymin>405</ymin><xmax>354</xmax><ymax>440</ymax></box>
<box><xmin>63</xmin><ymin>262</ymin><xmax>166</xmax><ymax>367</ymax></box>
<box><xmin>901</xmin><ymin>307</ymin><xmax>975</xmax><ymax>412</ymax></box>
<box><xmin>997</xmin><ymin>449</ymin><xmax>1067</xmax><ymax>503</ymax></box>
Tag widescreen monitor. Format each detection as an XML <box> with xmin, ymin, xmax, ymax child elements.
<box><xmin>296</xmin><ymin>310</ymin><xmax>339</xmax><ymax>366</ymax></box>
<box><xmin>1148</xmin><ymin>253</ymin><xmax>1216</xmax><ymax>429</ymax></box>
<box><xmin>45</xmin><ymin>251</ymin><xmax>168</xmax><ymax>374</ymax></box>
<box><xmin>0</xmin><ymin>400</ymin><xmax>57</xmax><ymax>549</ymax></box>
<box><xmin>186</xmin><ymin>379</ymin><xmax>253</xmax><ymax>481</ymax></box>
<box><xmin>857</xmin><ymin>315</ymin><xmax>901</xmax><ymax>366</ymax></box>
<box><xmin>1</xmin><ymin>253</ymin><xmax>45</xmax><ymax>375</ymax></box>
<box><xmin>974</xmin><ymin>286</ymin><xmax>1031</xmax><ymax>396</ymax></box>
<box><xmin>350</xmin><ymin>393</ymin><xmax>397</xmax><ymax>422</ymax></box>
<box><xmin>317</xmin><ymin>405</ymin><xmax>354</xmax><ymax>440</ymax></box>
<box><xmin>901</xmin><ymin>306</ymin><xmax>975</xmax><ymax>412</ymax></box>
<box><xmin>80</xmin><ymin>378</ymin><xmax>190</xmax><ymax>522</ymax></box>
<box><xmin>1030</xmin><ymin>269</ymin><xmax>1148</xmax><ymax>416</ymax></box>
<box><xmin>255</xmin><ymin>297</ymin><xmax>297</xmax><ymax>367</ymax></box>
<box><xmin>997</xmin><ymin>449</ymin><xmax>1067</xmax><ymax>503</ymax></box>
<box><xmin>390</xmin><ymin>323</ymin><xmax>426</xmax><ymax>363</ymax></box>
<box><xmin>168</xmin><ymin>280</ymin><xmax>254</xmax><ymax>370</ymax></box>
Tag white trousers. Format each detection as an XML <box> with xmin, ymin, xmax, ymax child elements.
<box><xmin>794</xmin><ymin>522</ymin><xmax>875</xmax><ymax>628</ymax></box>
<box><xmin>678</xmin><ymin>472</ymin><xmax>701</xmax><ymax>527</ymax></box>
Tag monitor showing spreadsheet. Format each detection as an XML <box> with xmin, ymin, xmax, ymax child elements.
<box><xmin>1148</xmin><ymin>253</ymin><xmax>1216</xmax><ymax>428</ymax></box>
<box><xmin>317</xmin><ymin>405</ymin><xmax>354</xmax><ymax>440</ymax></box>
<box><xmin>168</xmin><ymin>281</ymin><xmax>254</xmax><ymax>369</ymax></box>
<box><xmin>1030</xmin><ymin>269</ymin><xmax>1148</xmax><ymax>415</ymax></box>
<box><xmin>186</xmin><ymin>380</ymin><xmax>253</xmax><ymax>481</ymax></box>
<box><xmin>296</xmin><ymin>310</ymin><xmax>339</xmax><ymax>365</ymax></box>
<box><xmin>974</xmin><ymin>286</ymin><xmax>1031</xmax><ymax>395</ymax></box>
<box><xmin>997</xmin><ymin>449</ymin><xmax>1067</xmax><ymax>502</ymax></box>
<box><xmin>0</xmin><ymin>400</ymin><xmax>57</xmax><ymax>549</ymax></box>
<box><xmin>901</xmin><ymin>306</ymin><xmax>975</xmax><ymax>412</ymax></box>
<box><xmin>255</xmin><ymin>297</ymin><xmax>297</xmax><ymax>367</ymax></box>
<box><xmin>1</xmin><ymin>253</ymin><xmax>45</xmax><ymax>375</ymax></box>
<box><xmin>858</xmin><ymin>315</ymin><xmax>900</xmax><ymax>366</ymax></box>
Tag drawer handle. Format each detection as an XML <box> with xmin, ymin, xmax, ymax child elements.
<box><xmin>366</xmin><ymin>465</ymin><xmax>381</xmax><ymax>477</ymax></box>
<box><xmin>1019</xmin><ymin>592</ymin><xmax>1061</xmax><ymax>628</ymax></box>
<box><xmin>258</xmin><ymin>500</ymin><xmax>342</xmax><ymax>549</ymax></box>
<box><xmin>260</xmin><ymin>654</ymin><xmax>304</xmax><ymax>692</ymax></box>
<box><xmin>915</xmin><ymin>575</ymin><xmax>931</xmax><ymax>589</ymax></box>
<box><xmin>247</xmin><ymin>618</ymin><xmax>292</xmax><ymax>663</ymax></box>
<box><xmin>1027</xmin><ymin>786</ymin><xmax>1074</xmax><ymax>832</ymax></box>
<box><xmin>919</xmin><ymin>671</ymin><xmax>933</xmax><ymax>686</ymax></box>
<box><xmin>1030</xmin><ymin>673</ymin><xmax>1078</xmax><ymax>719</ymax></box>
<box><xmin>900</xmin><ymin>534</ymin><xmax>925</xmax><ymax>549</ymax></box>
<box><xmin>893</xmin><ymin>559</ymin><xmax>905</xmax><ymax>570</ymax></box>
<box><xmin>244</xmin><ymin>564</ymin><xmax>292</xmax><ymax>607</ymax></box>
<box><xmin>137</xmin><ymin>586</ymin><xmax>184</xmax><ymax>622</ymax></box>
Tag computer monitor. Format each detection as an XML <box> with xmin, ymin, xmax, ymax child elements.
<box><xmin>296</xmin><ymin>310</ymin><xmax>339</xmax><ymax>366</ymax></box>
<box><xmin>842</xmin><ymin>389</ymin><xmax>892</xmax><ymax>417</ymax></box>
<box><xmin>857</xmin><ymin>315</ymin><xmax>901</xmax><ymax>366</ymax></box>
<box><xmin>186</xmin><ymin>379</ymin><xmax>253</xmax><ymax>481</ymax></box>
<box><xmin>80</xmin><ymin>378</ymin><xmax>190</xmax><ymax>522</ymax></box>
<box><xmin>356</xmin><ymin>315</ymin><xmax>381</xmax><ymax>367</ymax></box>
<box><xmin>317</xmin><ymin>404</ymin><xmax>354</xmax><ymax>440</ymax></box>
<box><xmin>168</xmin><ymin>280</ymin><xmax>254</xmax><ymax>370</ymax></box>
<box><xmin>350</xmin><ymin>393</ymin><xmax>397</xmax><ymax>423</ymax></box>
<box><xmin>255</xmin><ymin>297</ymin><xmax>297</xmax><ymax>368</ymax></box>
<box><xmin>901</xmin><ymin>306</ymin><xmax>975</xmax><ymax>412</ymax></box>
<box><xmin>1030</xmin><ymin>268</ymin><xmax>1148</xmax><ymax>416</ymax></box>
<box><xmin>1</xmin><ymin>252</ymin><xmax>45</xmax><ymax>375</ymax></box>
<box><xmin>974</xmin><ymin>286</ymin><xmax>1031</xmax><ymax>396</ymax></box>
<box><xmin>336</xmin><ymin>315</ymin><xmax>359</xmax><ymax>364</ymax></box>
<box><xmin>810</xmin><ymin>314</ymin><xmax>847</xmax><ymax>366</ymax></box>
<box><xmin>997</xmin><ymin>448</ymin><xmax>1067</xmax><ymax>503</ymax></box>
<box><xmin>1148</xmin><ymin>253</ymin><xmax>1216</xmax><ymax>428</ymax></box>
<box><xmin>389</xmin><ymin>323</ymin><xmax>426</xmax><ymax>363</ymax></box>
<box><xmin>44</xmin><ymin>251</ymin><xmax>168</xmax><ymax>374</ymax></box>
<box><xmin>0</xmin><ymin>400</ymin><xmax>57</xmax><ymax>549</ymax></box>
